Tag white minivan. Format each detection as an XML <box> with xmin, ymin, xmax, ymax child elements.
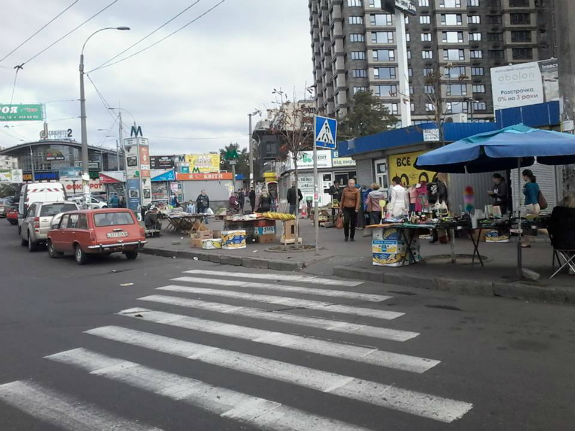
<box><xmin>18</xmin><ymin>182</ymin><xmax>66</xmax><ymax>234</ymax></box>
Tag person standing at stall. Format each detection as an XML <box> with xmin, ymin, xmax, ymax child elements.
<box><xmin>488</xmin><ymin>173</ymin><xmax>508</xmax><ymax>215</ymax></box>
<box><xmin>366</xmin><ymin>183</ymin><xmax>387</xmax><ymax>224</ymax></box>
<box><xmin>237</xmin><ymin>189</ymin><xmax>245</xmax><ymax>214</ymax></box>
<box><xmin>389</xmin><ymin>176</ymin><xmax>409</xmax><ymax>218</ymax></box>
<box><xmin>287</xmin><ymin>183</ymin><xmax>303</xmax><ymax>215</ymax></box>
<box><xmin>521</xmin><ymin>169</ymin><xmax>541</xmax><ymax>248</ymax></box>
<box><xmin>248</xmin><ymin>187</ymin><xmax>256</xmax><ymax>213</ymax></box>
<box><xmin>196</xmin><ymin>190</ymin><xmax>210</xmax><ymax>224</ymax></box>
<box><xmin>429</xmin><ymin>173</ymin><xmax>449</xmax><ymax>243</ymax></box>
<box><xmin>339</xmin><ymin>179</ymin><xmax>361</xmax><ymax>241</ymax></box>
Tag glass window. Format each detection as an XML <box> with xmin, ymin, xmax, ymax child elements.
<box><xmin>446</xmin><ymin>102</ymin><xmax>468</xmax><ymax>113</ymax></box>
<box><xmin>468</xmin><ymin>15</ymin><xmax>481</xmax><ymax>24</ymax></box>
<box><xmin>440</xmin><ymin>0</ymin><xmax>462</xmax><ymax>7</ymax></box>
<box><xmin>472</xmin><ymin>84</ymin><xmax>486</xmax><ymax>93</ymax></box>
<box><xmin>368</xmin><ymin>0</ymin><xmax>381</xmax><ymax>6</ymax></box>
<box><xmin>372</xmin><ymin>49</ymin><xmax>395</xmax><ymax>61</ymax></box>
<box><xmin>421</xmin><ymin>33</ymin><xmax>432</xmax><ymax>41</ymax></box>
<box><xmin>471</xmin><ymin>67</ymin><xmax>484</xmax><ymax>75</ymax></box>
<box><xmin>488</xmin><ymin>49</ymin><xmax>504</xmax><ymax>59</ymax></box>
<box><xmin>67</xmin><ymin>214</ymin><xmax>79</xmax><ymax>229</ymax></box>
<box><xmin>473</xmin><ymin>101</ymin><xmax>487</xmax><ymax>110</ymax></box>
<box><xmin>348</xmin><ymin>0</ymin><xmax>363</xmax><ymax>6</ymax></box>
<box><xmin>423</xmin><ymin>67</ymin><xmax>433</xmax><ymax>76</ymax></box>
<box><xmin>352</xmin><ymin>69</ymin><xmax>368</xmax><ymax>77</ymax></box>
<box><xmin>40</xmin><ymin>203</ymin><xmax>78</xmax><ymax>217</ymax></box>
<box><xmin>512</xmin><ymin>48</ymin><xmax>533</xmax><ymax>60</ymax></box>
<box><xmin>371</xmin><ymin>31</ymin><xmax>394</xmax><ymax>43</ymax></box>
<box><xmin>77</xmin><ymin>214</ymin><xmax>88</xmax><ymax>229</ymax></box>
<box><xmin>510</xmin><ymin>13</ymin><xmax>530</xmax><ymax>25</ymax></box>
<box><xmin>422</xmin><ymin>50</ymin><xmax>433</xmax><ymax>58</ymax></box>
<box><xmin>511</xmin><ymin>31</ymin><xmax>531</xmax><ymax>42</ymax></box>
<box><xmin>445</xmin><ymin>65</ymin><xmax>466</xmax><ymax>78</ymax></box>
<box><xmin>349</xmin><ymin>16</ymin><xmax>364</xmax><ymax>24</ymax></box>
<box><xmin>444</xmin><ymin>49</ymin><xmax>465</xmax><ymax>60</ymax></box>
<box><xmin>441</xmin><ymin>14</ymin><xmax>463</xmax><ymax>25</ymax></box>
<box><xmin>94</xmin><ymin>212</ymin><xmax>135</xmax><ymax>227</ymax></box>
<box><xmin>468</xmin><ymin>0</ymin><xmax>480</xmax><ymax>5</ymax></box>
<box><xmin>383</xmin><ymin>103</ymin><xmax>399</xmax><ymax>115</ymax></box>
<box><xmin>349</xmin><ymin>33</ymin><xmax>365</xmax><ymax>42</ymax></box>
<box><xmin>373</xmin><ymin>67</ymin><xmax>397</xmax><ymax>79</ymax></box>
<box><xmin>420</xmin><ymin>15</ymin><xmax>431</xmax><ymax>24</ymax></box>
<box><xmin>351</xmin><ymin>51</ymin><xmax>366</xmax><ymax>60</ymax></box>
<box><xmin>60</xmin><ymin>214</ymin><xmax>69</xmax><ymax>228</ymax></box>
<box><xmin>424</xmin><ymin>85</ymin><xmax>435</xmax><ymax>94</ymax></box>
<box><xmin>374</xmin><ymin>85</ymin><xmax>398</xmax><ymax>97</ymax></box>
<box><xmin>353</xmin><ymin>86</ymin><xmax>368</xmax><ymax>94</ymax></box>
<box><xmin>369</xmin><ymin>13</ymin><xmax>393</xmax><ymax>26</ymax></box>
<box><xmin>509</xmin><ymin>0</ymin><xmax>529</xmax><ymax>6</ymax></box>
<box><xmin>470</xmin><ymin>49</ymin><xmax>483</xmax><ymax>58</ymax></box>
<box><xmin>469</xmin><ymin>32</ymin><xmax>482</xmax><ymax>41</ymax></box>
<box><xmin>487</xmin><ymin>32</ymin><xmax>503</xmax><ymax>41</ymax></box>
<box><xmin>446</xmin><ymin>84</ymin><xmax>467</xmax><ymax>96</ymax></box>
<box><xmin>419</xmin><ymin>0</ymin><xmax>430</xmax><ymax>5</ymax></box>
<box><xmin>442</xmin><ymin>31</ymin><xmax>464</xmax><ymax>43</ymax></box>
<box><xmin>425</xmin><ymin>103</ymin><xmax>435</xmax><ymax>112</ymax></box>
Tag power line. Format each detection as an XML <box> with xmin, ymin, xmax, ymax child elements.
<box><xmin>92</xmin><ymin>0</ymin><xmax>201</xmax><ymax>72</ymax></box>
<box><xmin>20</xmin><ymin>0</ymin><xmax>120</xmax><ymax>66</ymax></box>
<box><xmin>85</xmin><ymin>73</ymin><xmax>118</xmax><ymax>122</ymax></box>
<box><xmin>8</xmin><ymin>65</ymin><xmax>23</xmax><ymax>105</ymax></box>
<box><xmin>89</xmin><ymin>0</ymin><xmax>225</xmax><ymax>72</ymax></box>
<box><xmin>0</xmin><ymin>0</ymin><xmax>81</xmax><ymax>64</ymax></box>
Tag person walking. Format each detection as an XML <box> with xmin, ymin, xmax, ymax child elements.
<box><xmin>109</xmin><ymin>193</ymin><xmax>119</xmax><ymax>208</ymax></box>
<box><xmin>339</xmin><ymin>178</ymin><xmax>361</xmax><ymax>241</ymax></box>
<box><xmin>521</xmin><ymin>169</ymin><xmax>541</xmax><ymax>248</ymax></box>
<box><xmin>389</xmin><ymin>176</ymin><xmax>409</xmax><ymax>218</ymax></box>
<box><xmin>366</xmin><ymin>183</ymin><xmax>387</xmax><ymax>224</ymax></box>
<box><xmin>248</xmin><ymin>187</ymin><xmax>256</xmax><ymax>213</ymax></box>
<box><xmin>237</xmin><ymin>189</ymin><xmax>245</xmax><ymax>213</ymax></box>
<box><xmin>287</xmin><ymin>183</ymin><xmax>303</xmax><ymax>215</ymax></box>
<box><xmin>488</xmin><ymin>173</ymin><xmax>508</xmax><ymax>215</ymax></box>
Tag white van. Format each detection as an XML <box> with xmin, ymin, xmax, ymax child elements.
<box><xmin>18</xmin><ymin>182</ymin><xmax>66</xmax><ymax>233</ymax></box>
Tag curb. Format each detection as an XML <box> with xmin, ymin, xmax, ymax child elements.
<box><xmin>141</xmin><ymin>247</ymin><xmax>304</xmax><ymax>272</ymax></box>
<box><xmin>333</xmin><ymin>267</ymin><xmax>575</xmax><ymax>305</ymax></box>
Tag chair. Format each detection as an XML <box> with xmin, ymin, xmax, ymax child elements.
<box><xmin>548</xmin><ymin>206</ymin><xmax>575</xmax><ymax>279</ymax></box>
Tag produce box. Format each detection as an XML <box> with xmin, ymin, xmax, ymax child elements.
<box><xmin>191</xmin><ymin>229</ymin><xmax>213</xmax><ymax>239</ymax></box>
<box><xmin>190</xmin><ymin>238</ymin><xmax>203</xmax><ymax>248</ymax></box>
<box><xmin>257</xmin><ymin>233</ymin><xmax>276</xmax><ymax>244</ymax></box>
<box><xmin>373</xmin><ymin>252</ymin><xmax>405</xmax><ymax>267</ymax></box>
<box><xmin>202</xmin><ymin>238</ymin><xmax>222</xmax><ymax>249</ymax></box>
<box><xmin>221</xmin><ymin>230</ymin><xmax>246</xmax><ymax>249</ymax></box>
<box><xmin>211</xmin><ymin>230</ymin><xmax>221</xmax><ymax>239</ymax></box>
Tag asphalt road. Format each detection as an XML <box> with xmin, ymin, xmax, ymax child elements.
<box><xmin>0</xmin><ymin>220</ymin><xmax>573</xmax><ymax>431</ymax></box>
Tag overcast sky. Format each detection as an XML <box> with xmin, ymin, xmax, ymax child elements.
<box><xmin>0</xmin><ymin>0</ymin><xmax>313</xmax><ymax>155</ymax></box>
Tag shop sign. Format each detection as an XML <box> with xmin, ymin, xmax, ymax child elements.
<box><xmin>289</xmin><ymin>150</ymin><xmax>332</xmax><ymax>170</ymax></box>
<box><xmin>11</xmin><ymin>169</ymin><xmax>23</xmax><ymax>183</ymax></box>
<box><xmin>176</xmin><ymin>172</ymin><xmax>233</xmax><ymax>181</ymax></box>
<box><xmin>332</xmin><ymin>157</ymin><xmax>356</xmax><ymax>167</ymax></box>
<box><xmin>23</xmin><ymin>172</ymin><xmax>58</xmax><ymax>181</ymax></box>
<box><xmin>150</xmin><ymin>155</ymin><xmax>174</xmax><ymax>169</ymax></box>
<box><xmin>423</xmin><ymin>128</ymin><xmax>440</xmax><ymax>142</ymax></box>
<box><xmin>184</xmin><ymin>153</ymin><xmax>220</xmax><ymax>173</ymax></box>
<box><xmin>59</xmin><ymin>167</ymin><xmax>82</xmax><ymax>179</ymax></box>
<box><xmin>40</xmin><ymin>129</ymin><xmax>73</xmax><ymax>140</ymax></box>
<box><xmin>44</xmin><ymin>148</ymin><xmax>65</xmax><ymax>161</ymax></box>
<box><xmin>0</xmin><ymin>104</ymin><xmax>44</xmax><ymax>121</ymax></box>
<box><xmin>0</xmin><ymin>170</ymin><xmax>11</xmax><ymax>182</ymax></box>
<box><xmin>388</xmin><ymin>150</ymin><xmax>437</xmax><ymax>187</ymax></box>
<box><xmin>62</xmin><ymin>179</ymin><xmax>103</xmax><ymax>193</ymax></box>
<box><xmin>139</xmin><ymin>145</ymin><xmax>150</xmax><ymax>177</ymax></box>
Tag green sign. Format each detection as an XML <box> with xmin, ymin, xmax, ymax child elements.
<box><xmin>0</xmin><ymin>104</ymin><xmax>44</xmax><ymax>121</ymax></box>
<box><xmin>225</xmin><ymin>148</ymin><xmax>239</xmax><ymax>160</ymax></box>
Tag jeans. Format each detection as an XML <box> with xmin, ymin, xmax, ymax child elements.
<box><xmin>370</xmin><ymin>211</ymin><xmax>381</xmax><ymax>225</ymax></box>
<box><xmin>289</xmin><ymin>204</ymin><xmax>297</xmax><ymax>215</ymax></box>
<box><xmin>342</xmin><ymin>207</ymin><xmax>357</xmax><ymax>239</ymax></box>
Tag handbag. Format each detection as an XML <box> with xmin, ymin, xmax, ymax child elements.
<box><xmin>538</xmin><ymin>190</ymin><xmax>548</xmax><ymax>210</ymax></box>
<box><xmin>335</xmin><ymin>213</ymin><xmax>343</xmax><ymax>229</ymax></box>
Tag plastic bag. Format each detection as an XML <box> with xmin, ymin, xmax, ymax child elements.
<box><xmin>335</xmin><ymin>213</ymin><xmax>343</xmax><ymax>229</ymax></box>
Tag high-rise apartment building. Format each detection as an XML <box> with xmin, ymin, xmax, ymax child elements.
<box><xmin>309</xmin><ymin>0</ymin><xmax>556</xmax><ymax>124</ymax></box>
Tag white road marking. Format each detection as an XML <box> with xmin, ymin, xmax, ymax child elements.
<box><xmin>0</xmin><ymin>380</ymin><xmax>161</xmax><ymax>431</ymax></box>
<box><xmin>157</xmin><ymin>285</ymin><xmax>403</xmax><ymax>321</ymax></box>
<box><xmin>117</xmin><ymin>308</ymin><xmax>439</xmax><ymax>373</ymax></box>
<box><xmin>45</xmin><ymin>348</ymin><xmax>370</xmax><ymax>431</ymax></box>
<box><xmin>172</xmin><ymin>276</ymin><xmax>387</xmax><ymax>302</ymax></box>
<box><xmin>139</xmin><ymin>294</ymin><xmax>418</xmax><ymax>342</ymax></box>
<box><xmin>183</xmin><ymin>269</ymin><xmax>364</xmax><ymax>286</ymax></box>
<box><xmin>86</xmin><ymin>326</ymin><xmax>473</xmax><ymax>423</ymax></box>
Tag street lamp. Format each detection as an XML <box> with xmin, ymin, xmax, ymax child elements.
<box><xmin>79</xmin><ymin>26</ymin><xmax>130</xmax><ymax>208</ymax></box>
<box><xmin>248</xmin><ymin>109</ymin><xmax>261</xmax><ymax>190</ymax></box>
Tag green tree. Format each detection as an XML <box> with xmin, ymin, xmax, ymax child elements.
<box><xmin>219</xmin><ymin>143</ymin><xmax>249</xmax><ymax>178</ymax></box>
<box><xmin>339</xmin><ymin>91</ymin><xmax>398</xmax><ymax>139</ymax></box>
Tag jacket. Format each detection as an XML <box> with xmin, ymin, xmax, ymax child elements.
<box><xmin>340</xmin><ymin>187</ymin><xmax>361</xmax><ymax>211</ymax></box>
<box><xmin>196</xmin><ymin>194</ymin><xmax>210</xmax><ymax>209</ymax></box>
<box><xmin>490</xmin><ymin>180</ymin><xmax>508</xmax><ymax>212</ymax></box>
<box><xmin>366</xmin><ymin>190</ymin><xmax>387</xmax><ymax>212</ymax></box>
<box><xmin>389</xmin><ymin>184</ymin><xmax>409</xmax><ymax>217</ymax></box>
<box><xmin>287</xmin><ymin>187</ymin><xmax>303</xmax><ymax>205</ymax></box>
<box><xmin>523</xmin><ymin>182</ymin><xmax>540</xmax><ymax>205</ymax></box>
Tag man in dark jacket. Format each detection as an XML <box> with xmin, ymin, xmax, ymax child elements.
<box><xmin>488</xmin><ymin>173</ymin><xmax>508</xmax><ymax>214</ymax></box>
<box><xmin>248</xmin><ymin>188</ymin><xmax>256</xmax><ymax>213</ymax></box>
<box><xmin>287</xmin><ymin>183</ymin><xmax>303</xmax><ymax>215</ymax></box>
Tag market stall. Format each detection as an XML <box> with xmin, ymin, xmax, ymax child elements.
<box><xmin>223</xmin><ymin>212</ymin><xmax>295</xmax><ymax>244</ymax></box>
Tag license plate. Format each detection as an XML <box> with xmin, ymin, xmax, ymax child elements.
<box><xmin>106</xmin><ymin>231</ymin><xmax>128</xmax><ymax>238</ymax></box>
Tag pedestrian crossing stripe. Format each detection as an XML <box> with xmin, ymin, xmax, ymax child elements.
<box><xmin>314</xmin><ymin>115</ymin><xmax>337</xmax><ymax>149</ymax></box>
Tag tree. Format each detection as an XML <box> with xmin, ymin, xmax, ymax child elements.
<box><xmin>339</xmin><ymin>91</ymin><xmax>398</xmax><ymax>140</ymax></box>
<box><xmin>0</xmin><ymin>183</ymin><xmax>18</xmax><ymax>198</ymax></box>
<box><xmin>219</xmin><ymin>143</ymin><xmax>249</xmax><ymax>179</ymax></box>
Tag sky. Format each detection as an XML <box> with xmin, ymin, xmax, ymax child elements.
<box><xmin>0</xmin><ymin>0</ymin><xmax>313</xmax><ymax>155</ymax></box>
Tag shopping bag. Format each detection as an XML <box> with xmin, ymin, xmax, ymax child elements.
<box><xmin>538</xmin><ymin>190</ymin><xmax>548</xmax><ymax>210</ymax></box>
<box><xmin>335</xmin><ymin>213</ymin><xmax>343</xmax><ymax>229</ymax></box>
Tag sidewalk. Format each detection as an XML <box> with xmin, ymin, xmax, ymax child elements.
<box><xmin>142</xmin><ymin>217</ymin><xmax>575</xmax><ymax>304</ymax></box>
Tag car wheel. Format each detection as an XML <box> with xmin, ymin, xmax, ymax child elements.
<box><xmin>47</xmin><ymin>240</ymin><xmax>62</xmax><ymax>258</ymax></box>
<box><xmin>28</xmin><ymin>234</ymin><xmax>37</xmax><ymax>252</ymax></box>
<box><xmin>74</xmin><ymin>244</ymin><xmax>88</xmax><ymax>265</ymax></box>
<box><xmin>20</xmin><ymin>232</ymin><xmax>27</xmax><ymax>246</ymax></box>
<box><xmin>124</xmin><ymin>250</ymin><xmax>138</xmax><ymax>260</ymax></box>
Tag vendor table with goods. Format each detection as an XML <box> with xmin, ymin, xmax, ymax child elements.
<box><xmin>223</xmin><ymin>212</ymin><xmax>295</xmax><ymax>244</ymax></box>
<box><xmin>164</xmin><ymin>213</ymin><xmax>211</xmax><ymax>234</ymax></box>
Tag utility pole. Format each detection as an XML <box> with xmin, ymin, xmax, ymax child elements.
<box><xmin>248</xmin><ymin>110</ymin><xmax>260</xmax><ymax>190</ymax></box>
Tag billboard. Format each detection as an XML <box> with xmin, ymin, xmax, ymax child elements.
<box><xmin>184</xmin><ymin>153</ymin><xmax>220</xmax><ymax>173</ymax></box>
<box><xmin>287</xmin><ymin>150</ymin><xmax>332</xmax><ymax>170</ymax></box>
<box><xmin>490</xmin><ymin>60</ymin><xmax>559</xmax><ymax>111</ymax></box>
<box><xmin>150</xmin><ymin>155</ymin><xmax>174</xmax><ymax>169</ymax></box>
<box><xmin>44</xmin><ymin>148</ymin><xmax>65</xmax><ymax>161</ymax></box>
<box><xmin>388</xmin><ymin>150</ymin><xmax>437</xmax><ymax>187</ymax></box>
<box><xmin>0</xmin><ymin>104</ymin><xmax>44</xmax><ymax>121</ymax></box>
<box><xmin>176</xmin><ymin>172</ymin><xmax>233</xmax><ymax>181</ymax></box>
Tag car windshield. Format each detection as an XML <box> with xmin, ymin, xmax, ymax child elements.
<box><xmin>94</xmin><ymin>212</ymin><xmax>134</xmax><ymax>227</ymax></box>
<box><xmin>40</xmin><ymin>203</ymin><xmax>77</xmax><ymax>217</ymax></box>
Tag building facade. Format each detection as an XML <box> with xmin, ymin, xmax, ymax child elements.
<box><xmin>309</xmin><ymin>0</ymin><xmax>556</xmax><ymax>123</ymax></box>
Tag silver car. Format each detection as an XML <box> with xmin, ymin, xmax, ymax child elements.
<box><xmin>20</xmin><ymin>201</ymin><xmax>79</xmax><ymax>251</ymax></box>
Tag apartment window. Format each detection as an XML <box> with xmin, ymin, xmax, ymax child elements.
<box><xmin>421</xmin><ymin>33</ymin><xmax>432</xmax><ymax>41</ymax></box>
<box><xmin>512</xmin><ymin>47</ymin><xmax>533</xmax><ymax>60</ymax></box>
<box><xmin>424</xmin><ymin>85</ymin><xmax>435</xmax><ymax>94</ymax></box>
<box><xmin>425</xmin><ymin>103</ymin><xmax>435</xmax><ymax>112</ymax></box>
<box><xmin>444</xmin><ymin>49</ymin><xmax>465</xmax><ymax>60</ymax></box>
<box><xmin>468</xmin><ymin>0</ymin><xmax>480</xmax><ymax>5</ymax></box>
<box><xmin>440</xmin><ymin>0</ymin><xmax>462</xmax><ymax>7</ymax></box>
<box><xmin>369</xmin><ymin>13</ymin><xmax>393</xmax><ymax>26</ymax></box>
<box><xmin>411</xmin><ymin>102</ymin><xmax>415</xmax><ymax>112</ymax></box>
<box><xmin>352</xmin><ymin>69</ymin><xmax>368</xmax><ymax>78</ymax></box>
<box><xmin>409</xmin><ymin>86</ymin><xmax>414</xmax><ymax>95</ymax></box>
<box><xmin>368</xmin><ymin>0</ymin><xmax>381</xmax><ymax>6</ymax></box>
<box><xmin>383</xmin><ymin>103</ymin><xmax>399</xmax><ymax>115</ymax></box>
<box><xmin>441</xmin><ymin>14</ymin><xmax>463</xmax><ymax>25</ymax></box>
<box><xmin>407</xmin><ymin>50</ymin><xmax>412</xmax><ymax>59</ymax></box>
<box><xmin>446</xmin><ymin>102</ymin><xmax>468</xmax><ymax>113</ymax></box>
<box><xmin>348</xmin><ymin>16</ymin><xmax>364</xmax><ymax>24</ymax></box>
<box><xmin>468</xmin><ymin>15</ymin><xmax>481</xmax><ymax>24</ymax></box>
<box><xmin>472</xmin><ymin>101</ymin><xmax>487</xmax><ymax>111</ymax></box>
<box><xmin>350</xmin><ymin>51</ymin><xmax>366</xmax><ymax>60</ymax></box>
<box><xmin>348</xmin><ymin>0</ymin><xmax>362</xmax><ymax>6</ymax></box>
<box><xmin>472</xmin><ymin>84</ymin><xmax>486</xmax><ymax>93</ymax></box>
<box><xmin>488</xmin><ymin>49</ymin><xmax>505</xmax><ymax>59</ymax></box>
<box><xmin>469</xmin><ymin>32</ymin><xmax>482</xmax><ymax>41</ymax></box>
<box><xmin>373</xmin><ymin>49</ymin><xmax>395</xmax><ymax>61</ymax></box>
<box><xmin>470</xmin><ymin>49</ymin><xmax>483</xmax><ymax>58</ymax></box>
<box><xmin>353</xmin><ymin>86</ymin><xmax>368</xmax><ymax>94</ymax></box>
<box><xmin>374</xmin><ymin>67</ymin><xmax>397</xmax><ymax>79</ymax></box>
<box><xmin>446</xmin><ymin>65</ymin><xmax>466</xmax><ymax>78</ymax></box>
<box><xmin>442</xmin><ymin>31</ymin><xmax>464</xmax><ymax>42</ymax></box>
<box><xmin>511</xmin><ymin>31</ymin><xmax>532</xmax><ymax>42</ymax></box>
<box><xmin>423</xmin><ymin>67</ymin><xmax>433</xmax><ymax>76</ymax></box>
<box><xmin>487</xmin><ymin>15</ymin><xmax>502</xmax><ymax>24</ymax></box>
<box><xmin>510</xmin><ymin>13</ymin><xmax>530</xmax><ymax>25</ymax></box>
<box><xmin>420</xmin><ymin>15</ymin><xmax>431</xmax><ymax>24</ymax></box>
<box><xmin>487</xmin><ymin>32</ymin><xmax>503</xmax><ymax>41</ymax></box>
<box><xmin>446</xmin><ymin>83</ymin><xmax>467</xmax><ymax>96</ymax></box>
<box><xmin>422</xmin><ymin>50</ymin><xmax>433</xmax><ymax>59</ymax></box>
<box><xmin>418</xmin><ymin>0</ymin><xmax>430</xmax><ymax>6</ymax></box>
<box><xmin>405</xmin><ymin>15</ymin><xmax>409</xmax><ymax>24</ymax></box>
<box><xmin>509</xmin><ymin>0</ymin><xmax>529</xmax><ymax>6</ymax></box>
<box><xmin>471</xmin><ymin>66</ymin><xmax>484</xmax><ymax>76</ymax></box>
<box><xmin>349</xmin><ymin>33</ymin><xmax>365</xmax><ymax>42</ymax></box>
<box><xmin>371</xmin><ymin>31</ymin><xmax>395</xmax><ymax>44</ymax></box>
<box><xmin>408</xmin><ymin>68</ymin><xmax>412</xmax><ymax>77</ymax></box>
<box><xmin>406</xmin><ymin>33</ymin><xmax>410</xmax><ymax>42</ymax></box>
<box><xmin>374</xmin><ymin>85</ymin><xmax>398</xmax><ymax>97</ymax></box>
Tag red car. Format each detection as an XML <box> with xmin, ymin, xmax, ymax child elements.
<box><xmin>47</xmin><ymin>208</ymin><xmax>146</xmax><ymax>264</ymax></box>
<box><xmin>6</xmin><ymin>207</ymin><xmax>18</xmax><ymax>225</ymax></box>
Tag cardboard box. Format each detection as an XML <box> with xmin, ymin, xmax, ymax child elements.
<box><xmin>221</xmin><ymin>230</ymin><xmax>246</xmax><ymax>249</ymax></box>
<box><xmin>256</xmin><ymin>226</ymin><xmax>276</xmax><ymax>236</ymax></box>
<box><xmin>190</xmin><ymin>238</ymin><xmax>203</xmax><ymax>248</ymax></box>
<box><xmin>212</xmin><ymin>229</ymin><xmax>221</xmax><ymax>239</ymax></box>
<box><xmin>191</xmin><ymin>230</ymin><xmax>213</xmax><ymax>239</ymax></box>
<box><xmin>202</xmin><ymin>238</ymin><xmax>222</xmax><ymax>249</ymax></box>
<box><xmin>257</xmin><ymin>233</ymin><xmax>276</xmax><ymax>243</ymax></box>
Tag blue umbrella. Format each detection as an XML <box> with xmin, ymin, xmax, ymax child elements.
<box><xmin>414</xmin><ymin>123</ymin><xmax>575</xmax><ymax>278</ymax></box>
<box><xmin>415</xmin><ymin>124</ymin><xmax>575</xmax><ymax>173</ymax></box>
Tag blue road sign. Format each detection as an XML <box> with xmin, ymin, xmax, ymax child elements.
<box><xmin>314</xmin><ymin>115</ymin><xmax>337</xmax><ymax>149</ymax></box>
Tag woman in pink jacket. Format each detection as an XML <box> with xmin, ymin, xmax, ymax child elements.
<box><xmin>366</xmin><ymin>183</ymin><xmax>387</xmax><ymax>224</ymax></box>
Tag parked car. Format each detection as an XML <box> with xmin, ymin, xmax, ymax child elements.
<box><xmin>6</xmin><ymin>206</ymin><xmax>18</xmax><ymax>225</ymax></box>
<box><xmin>20</xmin><ymin>201</ymin><xmax>79</xmax><ymax>251</ymax></box>
<box><xmin>69</xmin><ymin>195</ymin><xmax>108</xmax><ymax>209</ymax></box>
<box><xmin>47</xmin><ymin>208</ymin><xmax>146</xmax><ymax>264</ymax></box>
<box><xmin>18</xmin><ymin>182</ymin><xmax>67</xmax><ymax>233</ymax></box>
<box><xmin>0</xmin><ymin>199</ymin><xmax>8</xmax><ymax>218</ymax></box>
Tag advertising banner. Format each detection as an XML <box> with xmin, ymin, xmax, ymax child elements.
<box><xmin>139</xmin><ymin>145</ymin><xmax>150</xmax><ymax>178</ymax></box>
<box><xmin>0</xmin><ymin>104</ymin><xmax>44</xmax><ymax>121</ymax></box>
<box><xmin>62</xmin><ymin>179</ymin><xmax>104</xmax><ymax>194</ymax></box>
<box><xmin>0</xmin><ymin>170</ymin><xmax>11</xmax><ymax>182</ymax></box>
<box><xmin>150</xmin><ymin>155</ymin><xmax>174</xmax><ymax>169</ymax></box>
<box><xmin>44</xmin><ymin>148</ymin><xmax>65</xmax><ymax>161</ymax></box>
<box><xmin>176</xmin><ymin>172</ymin><xmax>233</xmax><ymax>181</ymax></box>
<box><xmin>59</xmin><ymin>167</ymin><xmax>82</xmax><ymax>180</ymax></box>
<box><xmin>126</xmin><ymin>179</ymin><xmax>140</xmax><ymax>212</ymax></box>
<box><xmin>184</xmin><ymin>153</ymin><xmax>220</xmax><ymax>173</ymax></box>
<box><xmin>389</xmin><ymin>150</ymin><xmax>437</xmax><ymax>187</ymax></box>
<box><xmin>11</xmin><ymin>169</ymin><xmax>23</xmax><ymax>183</ymax></box>
<box><xmin>491</xmin><ymin>62</ymin><xmax>545</xmax><ymax>110</ymax></box>
<box><xmin>288</xmin><ymin>150</ymin><xmax>332</xmax><ymax>170</ymax></box>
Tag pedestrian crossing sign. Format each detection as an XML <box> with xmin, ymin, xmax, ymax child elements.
<box><xmin>314</xmin><ymin>115</ymin><xmax>337</xmax><ymax>149</ymax></box>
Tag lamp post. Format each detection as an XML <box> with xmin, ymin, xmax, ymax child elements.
<box><xmin>79</xmin><ymin>26</ymin><xmax>130</xmax><ymax>208</ymax></box>
<box><xmin>248</xmin><ymin>110</ymin><xmax>261</xmax><ymax>190</ymax></box>
<box><xmin>109</xmin><ymin>106</ymin><xmax>136</xmax><ymax>208</ymax></box>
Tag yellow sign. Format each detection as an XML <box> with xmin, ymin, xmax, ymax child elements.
<box><xmin>184</xmin><ymin>153</ymin><xmax>220</xmax><ymax>173</ymax></box>
<box><xmin>388</xmin><ymin>150</ymin><xmax>437</xmax><ymax>187</ymax></box>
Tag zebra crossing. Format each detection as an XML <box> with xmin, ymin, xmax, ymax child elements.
<box><xmin>0</xmin><ymin>268</ymin><xmax>473</xmax><ymax>430</ymax></box>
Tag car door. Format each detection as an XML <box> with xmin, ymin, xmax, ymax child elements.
<box><xmin>74</xmin><ymin>214</ymin><xmax>91</xmax><ymax>250</ymax></box>
<box><xmin>22</xmin><ymin>203</ymin><xmax>36</xmax><ymax>240</ymax></box>
<box><xmin>64</xmin><ymin>213</ymin><xmax>80</xmax><ymax>253</ymax></box>
<box><xmin>50</xmin><ymin>214</ymin><xmax>69</xmax><ymax>252</ymax></box>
